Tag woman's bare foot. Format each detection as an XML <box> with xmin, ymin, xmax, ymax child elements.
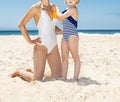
<box><xmin>10</xmin><ymin>69</ymin><xmax>20</xmax><ymax>78</ymax></box>
<box><xmin>26</xmin><ymin>68</ymin><xmax>33</xmax><ymax>73</ymax></box>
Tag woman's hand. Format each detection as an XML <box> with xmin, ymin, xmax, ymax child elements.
<box><xmin>29</xmin><ymin>37</ymin><xmax>41</xmax><ymax>45</ymax></box>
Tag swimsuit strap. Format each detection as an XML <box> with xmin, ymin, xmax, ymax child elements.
<box><xmin>62</xmin><ymin>9</ymin><xmax>78</xmax><ymax>28</ymax></box>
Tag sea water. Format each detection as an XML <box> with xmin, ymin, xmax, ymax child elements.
<box><xmin>0</xmin><ymin>30</ymin><xmax>120</xmax><ymax>36</ymax></box>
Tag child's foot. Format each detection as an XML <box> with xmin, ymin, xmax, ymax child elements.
<box><xmin>73</xmin><ymin>77</ymin><xmax>79</xmax><ymax>81</ymax></box>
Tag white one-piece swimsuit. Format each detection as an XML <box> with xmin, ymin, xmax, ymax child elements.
<box><xmin>37</xmin><ymin>10</ymin><xmax>57</xmax><ymax>54</ymax></box>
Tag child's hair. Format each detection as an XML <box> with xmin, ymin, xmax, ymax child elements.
<box><xmin>65</xmin><ymin>0</ymin><xmax>80</xmax><ymax>4</ymax></box>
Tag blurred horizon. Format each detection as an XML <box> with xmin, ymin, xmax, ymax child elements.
<box><xmin>0</xmin><ymin>0</ymin><xmax>120</xmax><ymax>30</ymax></box>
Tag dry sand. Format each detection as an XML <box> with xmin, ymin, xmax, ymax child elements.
<box><xmin>0</xmin><ymin>35</ymin><xmax>120</xmax><ymax>102</ymax></box>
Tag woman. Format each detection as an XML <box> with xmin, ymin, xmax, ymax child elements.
<box><xmin>11</xmin><ymin>0</ymin><xmax>62</xmax><ymax>82</ymax></box>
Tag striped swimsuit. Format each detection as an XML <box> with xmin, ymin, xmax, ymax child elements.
<box><xmin>62</xmin><ymin>9</ymin><xmax>78</xmax><ymax>42</ymax></box>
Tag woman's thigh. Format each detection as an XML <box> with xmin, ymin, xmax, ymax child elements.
<box><xmin>47</xmin><ymin>45</ymin><xmax>62</xmax><ymax>78</ymax></box>
<box><xmin>33</xmin><ymin>44</ymin><xmax>48</xmax><ymax>80</ymax></box>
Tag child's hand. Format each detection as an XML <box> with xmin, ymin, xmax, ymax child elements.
<box><xmin>58</xmin><ymin>18</ymin><xmax>63</xmax><ymax>24</ymax></box>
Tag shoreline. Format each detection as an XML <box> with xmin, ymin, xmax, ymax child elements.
<box><xmin>0</xmin><ymin>33</ymin><xmax>120</xmax><ymax>37</ymax></box>
<box><xmin>0</xmin><ymin>29</ymin><xmax>120</xmax><ymax>36</ymax></box>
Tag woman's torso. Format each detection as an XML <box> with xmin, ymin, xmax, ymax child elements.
<box><xmin>36</xmin><ymin>5</ymin><xmax>57</xmax><ymax>53</ymax></box>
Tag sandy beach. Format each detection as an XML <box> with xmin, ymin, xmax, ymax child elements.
<box><xmin>0</xmin><ymin>34</ymin><xmax>120</xmax><ymax>102</ymax></box>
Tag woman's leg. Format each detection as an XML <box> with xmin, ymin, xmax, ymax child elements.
<box><xmin>11</xmin><ymin>44</ymin><xmax>48</xmax><ymax>82</ymax></box>
<box><xmin>11</xmin><ymin>68</ymin><xmax>34</xmax><ymax>82</ymax></box>
<box><xmin>33</xmin><ymin>44</ymin><xmax>48</xmax><ymax>80</ymax></box>
<box><xmin>47</xmin><ymin>45</ymin><xmax>62</xmax><ymax>79</ymax></box>
<box><xmin>61</xmin><ymin>38</ymin><xmax>69</xmax><ymax>79</ymax></box>
<box><xmin>68</xmin><ymin>35</ymin><xmax>81</xmax><ymax>80</ymax></box>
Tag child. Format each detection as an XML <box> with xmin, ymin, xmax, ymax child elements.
<box><xmin>57</xmin><ymin>0</ymin><xmax>80</xmax><ymax>80</ymax></box>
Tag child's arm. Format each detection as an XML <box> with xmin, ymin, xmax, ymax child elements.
<box><xmin>57</xmin><ymin>8</ymin><xmax>76</xmax><ymax>21</ymax></box>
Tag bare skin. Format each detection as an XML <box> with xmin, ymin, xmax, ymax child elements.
<box><xmin>61</xmin><ymin>36</ymin><xmax>80</xmax><ymax>80</ymax></box>
<box><xmin>57</xmin><ymin>0</ymin><xmax>81</xmax><ymax>80</ymax></box>
<box><xmin>11</xmin><ymin>0</ymin><xmax>62</xmax><ymax>82</ymax></box>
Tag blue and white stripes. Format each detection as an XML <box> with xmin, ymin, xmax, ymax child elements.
<box><xmin>63</xmin><ymin>19</ymin><xmax>78</xmax><ymax>42</ymax></box>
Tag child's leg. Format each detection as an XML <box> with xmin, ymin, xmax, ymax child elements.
<box><xmin>68</xmin><ymin>35</ymin><xmax>81</xmax><ymax>80</ymax></box>
<box><xmin>61</xmin><ymin>38</ymin><xmax>69</xmax><ymax>79</ymax></box>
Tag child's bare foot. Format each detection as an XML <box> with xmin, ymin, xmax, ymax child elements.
<box><xmin>73</xmin><ymin>77</ymin><xmax>79</xmax><ymax>81</ymax></box>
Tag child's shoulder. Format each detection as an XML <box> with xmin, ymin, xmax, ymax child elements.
<box><xmin>69</xmin><ymin>7</ymin><xmax>78</xmax><ymax>13</ymax></box>
<box><xmin>70</xmin><ymin>7</ymin><xmax>77</xmax><ymax>11</ymax></box>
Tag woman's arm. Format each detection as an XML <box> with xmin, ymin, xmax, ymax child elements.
<box><xmin>18</xmin><ymin>5</ymin><xmax>40</xmax><ymax>44</ymax></box>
